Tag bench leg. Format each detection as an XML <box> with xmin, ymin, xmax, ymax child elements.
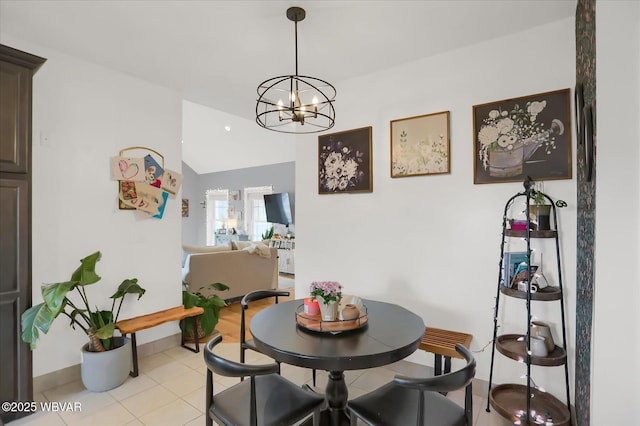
<box><xmin>433</xmin><ymin>353</ymin><xmax>452</xmax><ymax>396</ymax></box>
<box><xmin>181</xmin><ymin>316</ymin><xmax>201</xmax><ymax>353</ymax></box>
<box><xmin>433</xmin><ymin>354</ymin><xmax>452</xmax><ymax>376</ymax></box>
<box><xmin>130</xmin><ymin>333</ymin><xmax>139</xmax><ymax>377</ymax></box>
<box><xmin>434</xmin><ymin>353</ymin><xmax>443</xmax><ymax>376</ymax></box>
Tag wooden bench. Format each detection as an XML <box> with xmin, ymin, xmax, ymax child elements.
<box><xmin>115</xmin><ymin>306</ymin><xmax>204</xmax><ymax>377</ymax></box>
<box><xmin>419</xmin><ymin>327</ymin><xmax>473</xmax><ymax>376</ymax></box>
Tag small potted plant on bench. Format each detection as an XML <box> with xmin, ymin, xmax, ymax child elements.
<box><xmin>181</xmin><ymin>281</ymin><xmax>229</xmax><ymax>341</ymax></box>
<box><xmin>21</xmin><ymin>251</ymin><xmax>146</xmax><ymax>391</ymax></box>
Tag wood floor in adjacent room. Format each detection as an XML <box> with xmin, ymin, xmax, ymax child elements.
<box><xmin>213</xmin><ymin>288</ymin><xmax>295</xmax><ymax>343</ymax></box>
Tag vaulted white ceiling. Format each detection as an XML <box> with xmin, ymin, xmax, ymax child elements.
<box><xmin>0</xmin><ymin>0</ymin><xmax>576</xmax><ymax>173</ymax></box>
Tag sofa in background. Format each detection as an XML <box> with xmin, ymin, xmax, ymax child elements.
<box><xmin>182</xmin><ymin>242</ymin><xmax>279</xmax><ymax>302</ymax></box>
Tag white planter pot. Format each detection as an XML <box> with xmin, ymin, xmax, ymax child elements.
<box><xmin>317</xmin><ymin>298</ymin><xmax>339</xmax><ymax>321</ymax></box>
<box><xmin>81</xmin><ymin>336</ymin><xmax>131</xmax><ymax>392</ymax></box>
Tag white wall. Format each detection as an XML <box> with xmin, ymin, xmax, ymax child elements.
<box><xmin>182</xmin><ymin>100</ymin><xmax>295</xmax><ymax>174</ymax></box>
<box><xmin>296</xmin><ymin>18</ymin><xmax>577</xmax><ymax>399</ymax></box>
<box><xmin>593</xmin><ymin>1</ymin><xmax>640</xmax><ymax>423</ymax></box>
<box><xmin>1</xmin><ymin>35</ymin><xmax>183</xmax><ymax>377</ymax></box>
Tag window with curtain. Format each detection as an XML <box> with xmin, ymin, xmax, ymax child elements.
<box><xmin>205</xmin><ymin>189</ymin><xmax>229</xmax><ymax>245</ymax></box>
<box><xmin>243</xmin><ymin>185</ymin><xmax>273</xmax><ymax>241</ymax></box>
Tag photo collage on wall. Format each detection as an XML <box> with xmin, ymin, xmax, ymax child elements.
<box><xmin>111</xmin><ymin>147</ymin><xmax>183</xmax><ymax>219</ymax></box>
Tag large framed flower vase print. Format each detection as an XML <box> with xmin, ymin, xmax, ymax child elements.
<box><xmin>318</xmin><ymin>126</ymin><xmax>373</xmax><ymax>194</ymax></box>
<box><xmin>473</xmin><ymin>88</ymin><xmax>572</xmax><ymax>184</ymax></box>
<box><xmin>391</xmin><ymin>111</ymin><xmax>450</xmax><ymax>178</ymax></box>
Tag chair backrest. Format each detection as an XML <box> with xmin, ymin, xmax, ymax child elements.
<box><xmin>205</xmin><ymin>335</ymin><xmax>279</xmax><ymax>426</ymax></box>
<box><xmin>394</xmin><ymin>344</ymin><xmax>476</xmax><ymax>425</ymax></box>
<box><xmin>240</xmin><ymin>289</ymin><xmax>290</xmax><ymax>344</ymax></box>
<box><xmin>393</xmin><ymin>344</ymin><xmax>476</xmax><ymax>393</ymax></box>
<box><xmin>205</xmin><ymin>335</ymin><xmax>279</xmax><ymax>378</ymax></box>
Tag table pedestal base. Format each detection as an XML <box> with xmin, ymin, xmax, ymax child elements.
<box><xmin>302</xmin><ymin>370</ymin><xmax>350</xmax><ymax>426</ymax></box>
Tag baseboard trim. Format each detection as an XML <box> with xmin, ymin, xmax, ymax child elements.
<box><xmin>473</xmin><ymin>377</ymin><xmax>490</xmax><ymax>398</ymax></box>
<box><xmin>33</xmin><ymin>333</ymin><xmax>182</xmax><ymax>393</ymax></box>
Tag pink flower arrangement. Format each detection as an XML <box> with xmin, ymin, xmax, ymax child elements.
<box><xmin>310</xmin><ymin>281</ymin><xmax>342</xmax><ymax>304</ymax></box>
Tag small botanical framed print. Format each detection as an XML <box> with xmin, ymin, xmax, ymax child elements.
<box><xmin>390</xmin><ymin>111</ymin><xmax>450</xmax><ymax>178</ymax></box>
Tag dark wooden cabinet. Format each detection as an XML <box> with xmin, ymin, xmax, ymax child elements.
<box><xmin>0</xmin><ymin>44</ymin><xmax>45</xmax><ymax>424</ymax></box>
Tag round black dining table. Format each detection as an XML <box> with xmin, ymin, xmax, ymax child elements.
<box><xmin>250</xmin><ymin>299</ymin><xmax>425</xmax><ymax>426</ymax></box>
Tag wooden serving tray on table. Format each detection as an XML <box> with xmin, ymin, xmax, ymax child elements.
<box><xmin>295</xmin><ymin>305</ymin><xmax>368</xmax><ymax>333</ymax></box>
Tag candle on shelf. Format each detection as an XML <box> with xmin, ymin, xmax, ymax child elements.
<box><xmin>304</xmin><ymin>298</ymin><xmax>320</xmax><ymax>316</ymax></box>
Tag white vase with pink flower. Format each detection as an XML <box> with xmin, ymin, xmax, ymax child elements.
<box><xmin>310</xmin><ymin>281</ymin><xmax>342</xmax><ymax>321</ymax></box>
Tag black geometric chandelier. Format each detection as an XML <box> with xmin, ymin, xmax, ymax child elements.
<box><xmin>256</xmin><ymin>6</ymin><xmax>336</xmax><ymax>134</ymax></box>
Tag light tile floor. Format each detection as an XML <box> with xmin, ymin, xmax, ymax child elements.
<box><xmin>8</xmin><ymin>341</ymin><xmax>510</xmax><ymax>426</ymax></box>
<box><xmin>9</xmin><ymin>274</ymin><xmax>511</xmax><ymax>425</ymax></box>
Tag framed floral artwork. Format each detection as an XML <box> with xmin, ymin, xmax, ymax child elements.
<box><xmin>473</xmin><ymin>88</ymin><xmax>572</xmax><ymax>184</ymax></box>
<box><xmin>318</xmin><ymin>126</ymin><xmax>372</xmax><ymax>194</ymax></box>
<box><xmin>181</xmin><ymin>199</ymin><xmax>189</xmax><ymax>217</ymax></box>
<box><xmin>390</xmin><ymin>111</ymin><xmax>450</xmax><ymax>178</ymax></box>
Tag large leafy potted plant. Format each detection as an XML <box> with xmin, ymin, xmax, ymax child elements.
<box><xmin>21</xmin><ymin>251</ymin><xmax>146</xmax><ymax>391</ymax></box>
<box><xmin>181</xmin><ymin>281</ymin><xmax>229</xmax><ymax>340</ymax></box>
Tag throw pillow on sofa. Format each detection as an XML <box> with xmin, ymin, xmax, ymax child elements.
<box><xmin>242</xmin><ymin>242</ymin><xmax>272</xmax><ymax>258</ymax></box>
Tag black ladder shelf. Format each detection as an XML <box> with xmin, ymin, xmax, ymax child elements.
<box><xmin>486</xmin><ymin>179</ymin><xmax>571</xmax><ymax>426</ymax></box>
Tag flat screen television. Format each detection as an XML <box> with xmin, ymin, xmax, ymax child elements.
<box><xmin>264</xmin><ymin>192</ymin><xmax>293</xmax><ymax>225</ymax></box>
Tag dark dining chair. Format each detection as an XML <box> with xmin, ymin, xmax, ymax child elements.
<box><xmin>240</xmin><ymin>289</ymin><xmax>289</xmax><ymax>370</ymax></box>
<box><xmin>240</xmin><ymin>289</ymin><xmax>317</xmax><ymax>385</ymax></box>
<box><xmin>347</xmin><ymin>344</ymin><xmax>476</xmax><ymax>426</ymax></box>
<box><xmin>204</xmin><ymin>335</ymin><xmax>325</xmax><ymax>426</ymax></box>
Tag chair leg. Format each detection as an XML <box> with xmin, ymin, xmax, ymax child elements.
<box><xmin>312</xmin><ymin>369</ymin><xmax>316</xmax><ymax>386</ymax></box>
<box><xmin>205</xmin><ymin>370</ymin><xmax>213</xmax><ymax>426</ymax></box>
<box><xmin>349</xmin><ymin>411</ymin><xmax>358</xmax><ymax>426</ymax></box>
<box><xmin>240</xmin><ymin>346</ymin><xmax>246</xmax><ymax>382</ymax></box>
<box><xmin>465</xmin><ymin>382</ymin><xmax>473</xmax><ymax>425</ymax></box>
<box><xmin>313</xmin><ymin>407</ymin><xmax>321</xmax><ymax>426</ymax></box>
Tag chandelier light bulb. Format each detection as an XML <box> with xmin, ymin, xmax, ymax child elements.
<box><xmin>277</xmin><ymin>100</ymin><xmax>284</xmax><ymax>121</ymax></box>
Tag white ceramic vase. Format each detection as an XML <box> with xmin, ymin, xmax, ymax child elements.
<box><xmin>341</xmin><ymin>304</ymin><xmax>360</xmax><ymax>321</ymax></box>
<box><xmin>531</xmin><ymin>321</ymin><xmax>555</xmax><ymax>352</ymax></box>
<box><xmin>530</xmin><ymin>336</ymin><xmax>548</xmax><ymax>357</ymax></box>
<box><xmin>317</xmin><ymin>298</ymin><xmax>338</xmax><ymax>321</ymax></box>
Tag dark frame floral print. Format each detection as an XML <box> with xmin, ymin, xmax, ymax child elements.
<box><xmin>318</xmin><ymin>126</ymin><xmax>372</xmax><ymax>194</ymax></box>
<box><xmin>473</xmin><ymin>88</ymin><xmax>572</xmax><ymax>184</ymax></box>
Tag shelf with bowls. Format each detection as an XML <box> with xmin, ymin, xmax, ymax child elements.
<box><xmin>495</xmin><ymin>334</ymin><xmax>567</xmax><ymax>367</ymax></box>
<box><xmin>486</xmin><ymin>181</ymin><xmax>571</xmax><ymax>424</ymax></box>
<box><xmin>489</xmin><ymin>384</ymin><xmax>570</xmax><ymax>426</ymax></box>
<box><xmin>500</xmin><ymin>285</ymin><xmax>562</xmax><ymax>301</ymax></box>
